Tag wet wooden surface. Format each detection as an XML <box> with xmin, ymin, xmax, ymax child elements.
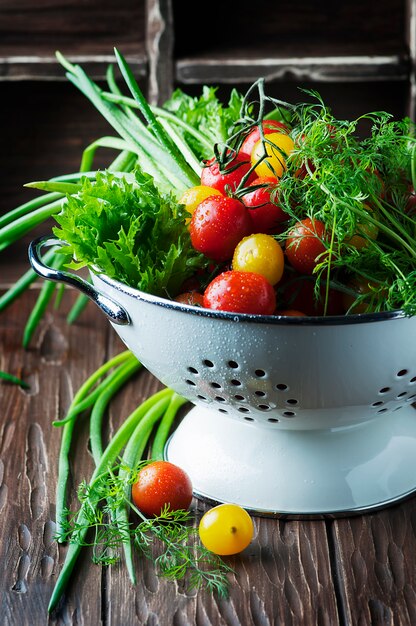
<box><xmin>1</xmin><ymin>249</ymin><xmax>416</xmax><ymax>626</ymax></box>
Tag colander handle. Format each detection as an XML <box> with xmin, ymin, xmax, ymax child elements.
<box><xmin>28</xmin><ymin>235</ymin><xmax>131</xmax><ymax>326</ymax></box>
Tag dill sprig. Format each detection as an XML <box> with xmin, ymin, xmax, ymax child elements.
<box><xmin>232</xmin><ymin>81</ymin><xmax>416</xmax><ymax>315</ymax></box>
<box><xmin>58</xmin><ymin>461</ymin><xmax>233</xmax><ymax>598</ymax></box>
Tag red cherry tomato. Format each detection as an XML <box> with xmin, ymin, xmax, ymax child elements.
<box><xmin>190</xmin><ymin>195</ymin><xmax>253</xmax><ymax>262</ymax></box>
<box><xmin>131</xmin><ymin>461</ymin><xmax>193</xmax><ymax>517</ymax></box>
<box><xmin>174</xmin><ymin>291</ymin><xmax>205</xmax><ymax>307</ymax></box>
<box><xmin>285</xmin><ymin>217</ymin><xmax>328</xmax><ymax>275</ymax></box>
<box><xmin>242</xmin><ymin>176</ymin><xmax>289</xmax><ymax>233</ymax></box>
<box><xmin>203</xmin><ymin>270</ymin><xmax>276</xmax><ymax>315</ymax></box>
<box><xmin>200</xmin><ymin>154</ymin><xmax>257</xmax><ymax>194</ymax></box>
<box><xmin>239</xmin><ymin>120</ymin><xmax>290</xmax><ymax>158</ymax></box>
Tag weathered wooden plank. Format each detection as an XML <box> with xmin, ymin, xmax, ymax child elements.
<box><xmin>331</xmin><ymin>497</ymin><xmax>416</xmax><ymax>626</ymax></box>
<box><xmin>0</xmin><ymin>291</ymin><xmax>106</xmax><ymax>623</ymax></box>
<box><xmin>145</xmin><ymin>0</ymin><xmax>174</xmax><ymax>105</ymax></box>
<box><xmin>0</xmin><ymin>55</ymin><xmax>147</xmax><ymax>82</ymax></box>
<box><xmin>175</xmin><ymin>55</ymin><xmax>410</xmax><ymax>85</ymax></box>
<box><xmin>0</xmin><ymin>0</ymin><xmax>146</xmax><ymax>59</ymax></box>
<box><xmin>106</xmin><ymin>497</ymin><xmax>340</xmax><ymax>625</ymax></box>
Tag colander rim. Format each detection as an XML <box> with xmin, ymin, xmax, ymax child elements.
<box><xmin>92</xmin><ymin>269</ymin><xmax>410</xmax><ymax>326</ymax></box>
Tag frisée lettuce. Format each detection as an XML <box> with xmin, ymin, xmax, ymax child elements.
<box><xmin>52</xmin><ymin>169</ymin><xmax>208</xmax><ymax>297</ymax></box>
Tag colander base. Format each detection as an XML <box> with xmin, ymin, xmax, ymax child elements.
<box><xmin>165</xmin><ymin>404</ymin><xmax>416</xmax><ymax>517</ymax></box>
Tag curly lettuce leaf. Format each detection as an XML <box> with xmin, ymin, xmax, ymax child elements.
<box><xmin>53</xmin><ymin>169</ymin><xmax>208</xmax><ymax>297</ymax></box>
<box><xmin>162</xmin><ymin>86</ymin><xmax>244</xmax><ymax>159</ymax></box>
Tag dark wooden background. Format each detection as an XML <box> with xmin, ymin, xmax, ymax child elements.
<box><xmin>1</xmin><ymin>1</ymin><xmax>416</xmax><ymax>624</ymax></box>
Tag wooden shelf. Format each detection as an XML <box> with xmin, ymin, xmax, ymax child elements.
<box><xmin>0</xmin><ymin>53</ymin><xmax>147</xmax><ymax>81</ymax></box>
<box><xmin>0</xmin><ymin>0</ymin><xmax>147</xmax><ymax>80</ymax></box>
<box><xmin>176</xmin><ymin>53</ymin><xmax>410</xmax><ymax>85</ymax></box>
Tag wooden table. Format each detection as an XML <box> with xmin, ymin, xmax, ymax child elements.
<box><xmin>2</xmin><ymin>249</ymin><xmax>416</xmax><ymax>626</ymax></box>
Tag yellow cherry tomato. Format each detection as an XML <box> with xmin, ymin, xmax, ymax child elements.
<box><xmin>232</xmin><ymin>233</ymin><xmax>285</xmax><ymax>286</ymax></box>
<box><xmin>198</xmin><ymin>503</ymin><xmax>254</xmax><ymax>555</ymax></box>
<box><xmin>179</xmin><ymin>185</ymin><xmax>223</xmax><ymax>221</ymax></box>
<box><xmin>251</xmin><ymin>131</ymin><xmax>295</xmax><ymax>178</ymax></box>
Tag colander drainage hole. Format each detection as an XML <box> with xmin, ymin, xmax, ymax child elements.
<box><xmin>397</xmin><ymin>392</ymin><xmax>407</xmax><ymax>398</ymax></box>
<box><xmin>187</xmin><ymin>366</ymin><xmax>198</xmax><ymax>374</ymax></box>
<box><xmin>283</xmin><ymin>411</ymin><xmax>296</xmax><ymax>417</ymax></box>
<box><xmin>397</xmin><ymin>369</ymin><xmax>408</xmax><ymax>377</ymax></box>
<box><xmin>286</xmin><ymin>399</ymin><xmax>298</xmax><ymax>405</ymax></box>
<box><xmin>244</xmin><ymin>416</ymin><xmax>254</xmax><ymax>421</ymax></box>
<box><xmin>411</xmin><ymin>377</ymin><xmax>416</xmax><ymax>383</ymax></box>
<box><xmin>215</xmin><ymin>396</ymin><xmax>226</xmax><ymax>402</ymax></box>
<box><xmin>238</xmin><ymin>407</ymin><xmax>250</xmax><ymax>413</ymax></box>
<box><xmin>185</xmin><ymin>379</ymin><xmax>196</xmax><ymax>386</ymax></box>
<box><xmin>276</xmin><ymin>384</ymin><xmax>288</xmax><ymax>391</ymax></box>
<box><xmin>203</xmin><ymin>359</ymin><xmax>214</xmax><ymax>368</ymax></box>
<box><xmin>197</xmin><ymin>395</ymin><xmax>207</xmax><ymax>401</ymax></box>
<box><xmin>210</xmin><ymin>382</ymin><xmax>221</xmax><ymax>389</ymax></box>
<box><xmin>234</xmin><ymin>394</ymin><xmax>245</xmax><ymax>401</ymax></box>
<box><xmin>255</xmin><ymin>369</ymin><xmax>266</xmax><ymax>378</ymax></box>
<box><xmin>228</xmin><ymin>360</ymin><xmax>239</xmax><ymax>369</ymax></box>
<box><xmin>258</xmin><ymin>404</ymin><xmax>271</xmax><ymax>411</ymax></box>
<box><xmin>255</xmin><ymin>390</ymin><xmax>266</xmax><ymax>397</ymax></box>
<box><xmin>268</xmin><ymin>418</ymin><xmax>279</xmax><ymax>423</ymax></box>
<box><xmin>231</xmin><ymin>379</ymin><xmax>242</xmax><ymax>386</ymax></box>
<box><xmin>377</xmin><ymin>408</ymin><xmax>388</xmax><ymax>413</ymax></box>
<box><xmin>372</xmin><ymin>401</ymin><xmax>384</xmax><ymax>407</ymax></box>
<box><xmin>379</xmin><ymin>387</ymin><xmax>391</xmax><ymax>394</ymax></box>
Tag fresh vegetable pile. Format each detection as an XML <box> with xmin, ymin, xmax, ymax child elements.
<box><xmin>1</xmin><ymin>49</ymin><xmax>416</xmax><ymax>337</ymax></box>
<box><xmin>26</xmin><ymin>52</ymin><xmax>416</xmax><ymax>318</ymax></box>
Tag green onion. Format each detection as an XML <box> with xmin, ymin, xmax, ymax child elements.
<box><xmin>54</xmin><ymin>350</ymin><xmax>134</xmax><ymax>537</ymax></box>
<box><xmin>115</xmin><ymin>393</ymin><xmax>176</xmax><ymax>583</ymax></box>
<box><xmin>48</xmin><ymin>387</ymin><xmax>172</xmax><ymax>612</ymax></box>
<box><xmin>89</xmin><ymin>357</ymin><xmax>142</xmax><ymax>465</ymax></box>
<box><xmin>0</xmin><ymin>247</ymin><xmax>57</xmax><ymax>313</ymax></box>
<box><xmin>0</xmin><ymin>370</ymin><xmax>29</xmax><ymax>389</ymax></box>
<box><xmin>22</xmin><ymin>252</ymin><xmax>68</xmax><ymax>349</ymax></box>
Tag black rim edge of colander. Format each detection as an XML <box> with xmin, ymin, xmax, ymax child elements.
<box><xmin>188</xmin><ymin>485</ymin><xmax>416</xmax><ymax>519</ymax></box>
<box><xmin>92</xmin><ymin>270</ymin><xmax>410</xmax><ymax>326</ymax></box>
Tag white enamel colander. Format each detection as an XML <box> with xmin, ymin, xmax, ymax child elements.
<box><xmin>29</xmin><ymin>236</ymin><xmax>416</xmax><ymax>517</ymax></box>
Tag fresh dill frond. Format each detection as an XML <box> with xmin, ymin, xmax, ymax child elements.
<box><xmin>56</xmin><ymin>462</ymin><xmax>234</xmax><ymax>598</ymax></box>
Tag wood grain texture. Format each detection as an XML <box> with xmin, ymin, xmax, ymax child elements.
<box><xmin>332</xmin><ymin>500</ymin><xmax>416</xmax><ymax>626</ymax></box>
<box><xmin>0</xmin><ymin>0</ymin><xmax>146</xmax><ymax>57</ymax></box>
<box><xmin>145</xmin><ymin>0</ymin><xmax>174</xmax><ymax>105</ymax></box>
<box><xmin>2</xmin><ymin>258</ymin><xmax>416</xmax><ymax>625</ymax></box>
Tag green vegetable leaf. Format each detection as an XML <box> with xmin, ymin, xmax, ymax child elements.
<box><xmin>163</xmin><ymin>86</ymin><xmax>244</xmax><ymax>159</ymax></box>
<box><xmin>52</xmin><ymin>169</ymin><xmax>208</xmax><ymax>297</ymax></box>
